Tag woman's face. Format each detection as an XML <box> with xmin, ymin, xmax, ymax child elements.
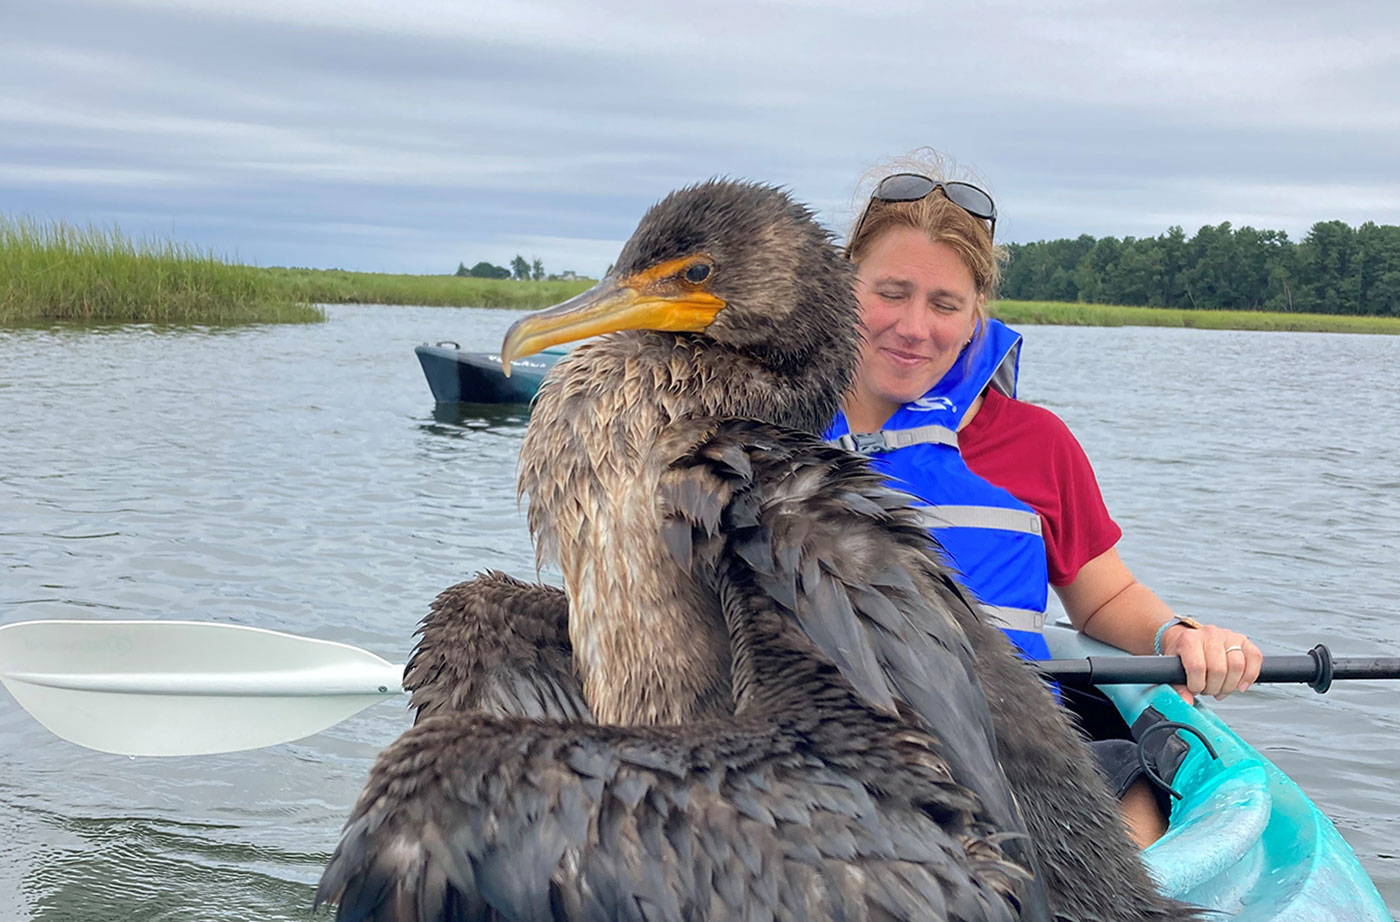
<box><xmin>849</xmin><ymin>227</ymin><xmax>981</xmax><ymax>423</ymax></box>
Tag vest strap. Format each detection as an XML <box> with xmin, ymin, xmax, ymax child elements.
<box><xmin>918</xmin><ymin>505</ymin><xmax>1043</xmax><ymax>535</ymax></box>
<box><xmin>981</xmin><ymin>606</ymin><xmax>1048</xmax><ymax>633</ymax></box>
<box><xmin>830</xmin><ymin>424</ymin><xmax>959</xmax><ymax>456</ymax></box>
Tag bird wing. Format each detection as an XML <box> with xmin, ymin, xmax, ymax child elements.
<box><xmin>651</xmin><ymin>418</ymin><xmax>1043</xmax><ymax>890</ymax></box>
<box><xmin>317</xmin><ymin>710</ymin><xmax>1024</xmax><ymax>922</ymax></box>
<box><xmin>405</xmin><ymin>571</ymin><xmax>591</xmax><ymax>723</ymax></box>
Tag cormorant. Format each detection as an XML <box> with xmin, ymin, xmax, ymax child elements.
<box><xmin>318</xmin><ymin>181</ymin><xmax>1190</xmax><ymax>922</ymax></box>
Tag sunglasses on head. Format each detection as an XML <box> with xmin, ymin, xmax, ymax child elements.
<box><xmin>848</xmin><ymin>173</ymin><xmax>997</xmax><ymax>249</ymax></box>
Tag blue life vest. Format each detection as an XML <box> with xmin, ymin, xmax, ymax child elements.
<box><xmin>826</xmin><ymin>319</ymin><xmax>1052</xmax><ymax>661</ymax></box>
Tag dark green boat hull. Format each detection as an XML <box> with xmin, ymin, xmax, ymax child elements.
<box><xmin>414</xmin><ymin>343</ymin><xmax>565</xmax><ymax>404</ymax></box>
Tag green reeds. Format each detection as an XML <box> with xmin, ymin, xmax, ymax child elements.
<box><xmin>992</xmin><ymin>300</ymin><xmax>1400</xmax><ymax>335</ymax></box>
<box><xmin>257</xmin><ymin>267</ymin><xmax>594</xmax><ymax>310</ymax></box>
<box><xmin>8</xmin><ymin>212</ymin><xmax>1395</xmax><ymax>334</ymax></box>
<box><xmin>0</xmin><ymin>216</ymin><xmax>323</xmax><ymax>325</ymax></box>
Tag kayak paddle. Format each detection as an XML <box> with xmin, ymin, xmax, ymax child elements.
<box><xmin>2</xmin><ymin>619</ymin><xmax>1397</xmax><ymax>757</ymax></box>
<box><xmin>0</xmin><ymin>619</ymin><xmax>403</xmax><ymax>756</ymax></box>
<box><xmin>1037</xmin><ymin>644</ymin><xmax>1400</xmax><ymax>693</ymax></box>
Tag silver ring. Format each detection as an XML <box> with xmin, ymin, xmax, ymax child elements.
<box><xmin>1225</xmin><ymin>644</ymin><xmax>1244</xmax><ymax>653</ymax></box>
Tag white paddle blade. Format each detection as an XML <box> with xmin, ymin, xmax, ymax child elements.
<box><xmin>0</xmin><ymin>620</ymin><xmax>407</xmax><ymax>756</ymax></box>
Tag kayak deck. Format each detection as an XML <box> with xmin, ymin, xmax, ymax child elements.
<box><xmin>1044</xmin><ymin>625</ymin><xmax>1389</xmax><ymax>921</ymax></box>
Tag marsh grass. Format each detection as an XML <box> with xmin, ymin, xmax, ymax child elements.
<box><xmin>992</xmin><ymin>299</ymin><xmax>1400</xmax><ymax>335</ymax></box>
<box><xmin>7</xmin><ymin>213</ymin><xmax>1396</xmax><ymax>335</ymax></box>
<box><xmin>0</xmin><ymin>217</ymin><xmax>323</xmax><ymax>325</ymax></box>
<box><xmin>259</xmin><ymin>267</ymin><xmax>594</xmax><ymax>310</ymax></box>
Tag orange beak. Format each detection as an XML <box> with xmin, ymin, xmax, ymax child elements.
<box><xmin>500</xmin><ymin>265</ymin><xmax>725</xmax><ymax>374</ymax></box>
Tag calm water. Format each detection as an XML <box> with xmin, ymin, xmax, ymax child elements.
<box><xmin>1</xmin><ymin>306</ymin><xmax>1396</xmax><ymax>920</ymax></box>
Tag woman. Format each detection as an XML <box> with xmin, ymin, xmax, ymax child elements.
<box><xmin>826</xmin><ymin>155</ymin><xmax>1264</xmax><ymax>847</ymax></box>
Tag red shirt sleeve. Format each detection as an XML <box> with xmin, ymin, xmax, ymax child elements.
<box><xmin>958</xmin><ymin>389</ymin><xmax>1122</xmax><ymax>586</ymax></box>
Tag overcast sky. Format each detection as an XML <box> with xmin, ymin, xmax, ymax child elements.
<box><xmin>4</xmin><ymin>0</ymin><xmax>1398</xmax><ymax>276</ymax></box>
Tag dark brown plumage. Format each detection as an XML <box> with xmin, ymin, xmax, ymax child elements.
<box><xmin>317</xmin><ymin>181</ymin><xmax>1193</xmax><ymax>922</ymax></box>
<box><xmin>405</xmin><ymin>572</ymin><xmax>587</xmax><ymax>724</ymax></box>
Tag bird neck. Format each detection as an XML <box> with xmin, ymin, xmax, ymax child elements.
<box><xmin>518</xmin><ymin>331</ymin><xmax>855</xmax><ymax>726</ymax></box>
<box><xmin>738</xmin><ymin>336</ymin><xmax>854</xmax><ymax>435</ymax></box>
<box><xmin>572</xmin><ymin>583</ymin><xmax>734</xmax><ymax>726</ymax></box>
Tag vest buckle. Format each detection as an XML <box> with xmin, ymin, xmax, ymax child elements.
<box><xmin>846</xmin><ymin>431</ymin><xmax>889</xmax><ymax>456</ymax></box>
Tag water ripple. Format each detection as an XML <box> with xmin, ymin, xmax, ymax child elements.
<box><xmin>1</xmin><ymin>312</ymin><xmax>1397</xmax><ymax>918</ymax></box>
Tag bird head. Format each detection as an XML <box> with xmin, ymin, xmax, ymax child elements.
<box><xmin>501</xmin><ymin>180</ymin><xmax>859</xmax><ymax>378</ymax></box>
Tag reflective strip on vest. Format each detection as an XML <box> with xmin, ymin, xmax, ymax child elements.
<box><xmin>830</xmin><ymin>424</ymin><xmax>958</xmax><ymax>456</ymax></box>
<box><xmin>918</xmin><ymin>505</ymin><xmax>1043</xmax><ymax>535</ymax></box>
<box><xmin>981</xmin><ymin>606</ymin><xmax>1048</xmax><ymax>633</ymax></box>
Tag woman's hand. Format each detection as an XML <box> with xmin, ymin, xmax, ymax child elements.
<box><xmin>1058</xmin><ymin>547</ymin><xmax>1264</xmax><ymax>704</ymax></box>
<box><xmin>1159</xmin><ymin>621</ymin><xmax>1263</xmax><ymax>704</ymax></box>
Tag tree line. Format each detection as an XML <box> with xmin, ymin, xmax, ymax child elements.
<box><xmin>456</xmin><ymin>255</ymin><xmax>580</xmax><ymax>282</ymax></box>
<box><xmin>1000</xmin><ymin>220</ymin><xmax>1400</xmax><ymax>316</ymax></box>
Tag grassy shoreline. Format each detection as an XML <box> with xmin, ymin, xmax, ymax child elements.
<box><xmin>265</xmin><ymin>272</ymin><xmax>1400</xmax><ymax>335</ymax></box>
<box><xmin>260</xmin><ymin>267</ymin><xmax>595</xmax><ymax>310</ymax></box>
<box><xmin>992</xmin><ymin>299</ymin><xmax>1400</xmax><ymax>335</ymax></box>
<box><xmin>1</xmin><ymin>217</ymin><xmax>324</xmax><ymax>325</ymax></box>
<box><xmin>5</xmin><ymin>216</ymin><xmax>1396</xmax><ymax>334</ymax></box>
<box><xmin>0</xmin><ymin>212</ymin><xmax>595</xmax><ymax>323</ymax></box>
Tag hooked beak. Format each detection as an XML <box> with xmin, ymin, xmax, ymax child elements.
<box><xmin>499</xmin><ymin>269</ymin><xmax>725</xmax><ymax>375</ymax></box>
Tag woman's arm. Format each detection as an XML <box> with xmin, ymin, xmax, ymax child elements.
<box><xmin>1053</xmin><ymin>546</ymin><xmax>1263</xmax><ymax>703</ymax></box>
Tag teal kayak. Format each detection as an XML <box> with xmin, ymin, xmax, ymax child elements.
<box><xmin>414</xmin><ymin>342</ymin><xmax>567</xmax><ymax>404</ymax></box>
<box><xmin>1044</xmin><ymin>624</ymin><xmax>1390</xmax><ymax>920</ymax></box>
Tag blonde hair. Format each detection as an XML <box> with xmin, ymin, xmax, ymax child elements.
<box><xmin>845</xmin><ymin>149</ymin><xmax>1006</xmax><ymax>340</ymax></box>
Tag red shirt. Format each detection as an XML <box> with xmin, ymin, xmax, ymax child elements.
<box><xmin>959</xmin><ymin>388</ymin><xmax>1121</xmax><ymax>587</ymax></box>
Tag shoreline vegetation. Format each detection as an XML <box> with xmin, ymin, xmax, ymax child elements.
<box><xmin>0</xmin><ymin>216</ymin><xmax>324</xmax><ymax>325</ymax></box>
<box><xmin>989</xmin><ymin>300</ymin><xmax>1400</xmax><ymax>335</ymax></box>
<box><xmin>262</xmin><ymin>267</ymin><xmax>596</xmax><ymax>311</ymax></box>
<box><xmin>1002</xmin><ymin>219</ymin><xmax>1400</xmax><ymax>318</ymax></box>
<box><xmin>4</xmin><ymin>217</ymin><xmax>1399</xmax><ymax>334</ymax></box>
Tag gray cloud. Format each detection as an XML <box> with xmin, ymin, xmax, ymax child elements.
<box><xmin>3</xmin><ymin>0</ymin><xmax>1398</xmax><ymax>274</ymax></box>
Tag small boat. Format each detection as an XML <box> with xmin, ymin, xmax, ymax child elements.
<box><xmin>1044</xmin><ymin>624</ymin><xmax>1390</xmax><ymax>921</ymax></box>
<box><xmin>414</xmin><ymin>341</ymin><xmax>566</xmax><ymax>404</ymax></box>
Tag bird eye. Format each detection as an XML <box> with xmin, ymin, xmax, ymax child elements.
<box><xmin>684</xmin><ymin>263</ymin><xmax>711</xmax><ymax>284</ymax></box>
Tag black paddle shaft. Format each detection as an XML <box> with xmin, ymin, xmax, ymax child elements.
<box><xmin>1038</xmin><ymin>644</ymin><xmax>1400</xmax><ymax>694</ymax></box>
